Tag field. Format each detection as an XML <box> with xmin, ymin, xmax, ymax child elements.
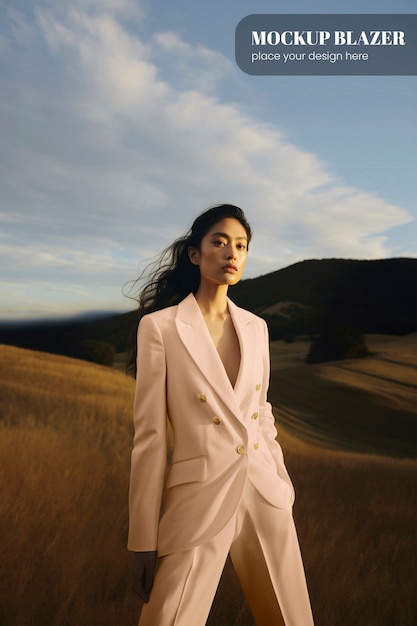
<box><xmin>0</xmin><ymin>339</ymin><xmax>416</xmax><ymax>626</ymax></box>
<box><xmin>269</xmin><ymin>334</ymin><xmax>417</xmax><ymax>457</ymax></box>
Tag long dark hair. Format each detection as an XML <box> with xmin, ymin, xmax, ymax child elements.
<box><xmin>126</xmin><ymin>204</ymin><xmax>252</xmax><ymax>375</ymax></box>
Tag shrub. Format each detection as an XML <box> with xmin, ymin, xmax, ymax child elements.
<box><xmin>306</xmin><ymin>326</ymin><xmax>369</xmax><ymax>364</ymax></box>
<box><xmin>74</xmin><ymin>340</ymin><xmax>115</xmax><ymax>366</ymax></box>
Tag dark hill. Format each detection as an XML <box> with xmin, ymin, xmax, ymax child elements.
<box><xmin>0</xmin><ymin>258</ymin><xmax>415</xmax><ymax>360</ymax></box>
<box><xmin>231</xmin><ymin>257</ymin><xmax>416</xmax><ymax>338</ymax></box>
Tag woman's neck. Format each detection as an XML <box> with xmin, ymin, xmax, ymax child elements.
<box><xmin>194</xmin><ymin>283</ymin><xmax>229</xmax><ymax>317</ymax></box>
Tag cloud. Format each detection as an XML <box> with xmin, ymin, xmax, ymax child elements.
<box><xmin>153</xmin><ymin>31</ymin><xmax>235</xmax><ymax>94</ymax></box>
<box><xmin>0</xmin><ymin>0</ymin><xmax>413</xmax><ymax>317</ymax></box>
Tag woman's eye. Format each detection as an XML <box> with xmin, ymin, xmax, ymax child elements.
<box><xmin>214</xmin><ymin>240</ymin><xmax>226</xmax><ymax>246</ymax></box>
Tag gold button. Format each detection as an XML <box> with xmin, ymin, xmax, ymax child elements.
<box><xmin>252</xmin><ymin>412</ymin><xmax>259</xmax><ymax>420</ymax></box>
<box><xmin>198</xmin><ymin>394</ymin><xmax>207</xmax><ymax>403</ymax></box>
<box><xmin>254</xmin><ymin>442</ymin><xmax>259</xmax><ymax>450</ymax></box>
<box><xmin>236</xmin><ymin>445</ymin><xmax>246</xmax><ymax>455</ymax></box>
<box><xmin>212</xmin><ymin>417</ymin><xmax>221</xmax><ymax>425</ymax></box>
<box><xmin>255</xmin><ymin>384</ymin><xmax>261</xmax><ymax>391</ymax></box>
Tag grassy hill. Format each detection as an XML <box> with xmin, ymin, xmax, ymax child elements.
<box><xmin>269</xmin><ymin>333</ymin><xmax>417</xmax><ymax>458</ymax></box>
<box><xmin>0</xmin><ymin>344</ymin><xmax>416</xmax><ymax>625</ymax></box>
<box><xmin>0</xmin><ymin>258</ymin><xmax>415</xmax><ymax>361</ymax></box>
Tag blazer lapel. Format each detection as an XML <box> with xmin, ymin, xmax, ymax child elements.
<box><xmin>175</xmin><ymin>293</ymin><xmax>256</xmax><ymax>417</ymax></box>
<box><xmin>227</xmin><ymin>296</ymin><xmax>257</xmax><ymax>402</ymax></box>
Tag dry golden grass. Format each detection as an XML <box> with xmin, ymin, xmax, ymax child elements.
<box><xmin>0</xmin><ymin>345</ymin><xmax>137</xmax><ymax>626</ymax></box>
<box><xmin>269</xmin><ymin>334</ymin><xmax>417</xmax><ymax>457</ymax></box>
<box><xmin>276</xmin><ymin>429</ymin><xmax>417</xmax><ymax>626</ymax></box>
<box><xmin>0</xmin><ymin>343</ymin><xmax>416</xmax><ymax>625</ymax></box>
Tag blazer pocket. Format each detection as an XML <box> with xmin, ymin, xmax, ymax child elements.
<box><xmin>166</xmin><ymin>456</ymin><xmax>207</xmax><ymax>489</ymax></box>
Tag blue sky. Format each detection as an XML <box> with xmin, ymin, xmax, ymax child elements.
<box><xmin>0</xmin><ymin>0</ymin><xmax>415</xmax><ymax>319</ymax></box>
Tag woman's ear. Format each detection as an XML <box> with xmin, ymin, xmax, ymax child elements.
<box><xmin>188</xmin><ymin>246</ymin><xmax>200</xmax><ymax>266</ymax></box>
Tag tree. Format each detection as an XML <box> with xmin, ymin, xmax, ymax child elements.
<box><xmin>306</xmin><ymin>325</ymin><xmax>369</xmax><ymax>364</ymax></box>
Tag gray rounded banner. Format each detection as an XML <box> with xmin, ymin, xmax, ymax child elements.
<box><xmin>235</xmin><ymin>14</ymin><xmax>417</xmax><ymax>75</ymax></box>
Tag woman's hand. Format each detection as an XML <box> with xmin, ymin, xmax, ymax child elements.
<box><xmin>132</xmin><ymin>550</ymin><xmax>157</xmax><ymax>602</ymax></box>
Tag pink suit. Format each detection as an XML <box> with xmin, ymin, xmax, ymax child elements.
<box><xmin>128</xmin><ymin>293</ymin><xmax>314</xmax><ymax>625</ymax></box>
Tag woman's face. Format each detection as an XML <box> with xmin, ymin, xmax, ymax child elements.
<box><xmin>189</xmin><ymin>218</ymin><xmax>248</xmax><ymax>287</ymax></box>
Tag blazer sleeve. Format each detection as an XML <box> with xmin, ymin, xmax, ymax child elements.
<box><xmin>128</xmin><ymin>314</ymin><xmax>168</xmax><ymax>552</ymax></box>
<box><xmin>259</xmin><ymin>319</ymin><xmax>294</xmax><ymax>489</ymax></box>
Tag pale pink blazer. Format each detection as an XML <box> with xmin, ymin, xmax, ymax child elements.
<box><xmin>128</xmin><ymin>292</ymin><xmax>295</xmax><ymax>557</ymax></box>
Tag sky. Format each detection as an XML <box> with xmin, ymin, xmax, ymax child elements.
<box><xmin>0</xmin><ymin>0</ymin><xmax>416</xmax><ymax>320</ymax></box>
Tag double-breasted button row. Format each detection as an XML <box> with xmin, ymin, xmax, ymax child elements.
<box><xmin>255</xmin><ymin>384</ymin><xmax>261</xmax><ymax>391</ymax></box>
<box><xmin>197</xmin><ymin>394</ymin><xmax>222</xmax><ymax>426</ymax></box>
<box><xmin>254</xmin><ymin>442</ymin><xmax>259</xmax><ymax>450</ymax></box>
<box><xmin>251</xmin><ymin>412</ymin><xmax>259</xmax><ymax>420</ymax></box>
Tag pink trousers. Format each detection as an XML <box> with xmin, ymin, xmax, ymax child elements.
<box><xmin>138</xmin><ymin>480</ymin><xmax>314</xmax><ymax>626</ymax></box>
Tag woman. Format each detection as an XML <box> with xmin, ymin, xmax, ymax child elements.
<box><xmin>128</xmin><ymin>204</ymin><xmax>314</xmax><ymax>625</ymax></box>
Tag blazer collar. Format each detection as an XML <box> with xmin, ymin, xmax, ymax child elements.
<box><xmin>175</xmin><ymin>293</ymin><xmax>256</xmax><ymax>414</ymax></box>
